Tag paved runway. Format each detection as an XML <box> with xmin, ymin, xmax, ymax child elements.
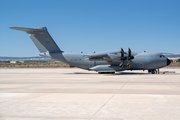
<box><xmin>0</xmin><ymin>69</ymin><xmax>180</xmax><ymax>120</ymax></box>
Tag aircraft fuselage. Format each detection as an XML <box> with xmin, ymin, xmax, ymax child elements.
<box><xmin>48</xmin><ymin>51</ymin><xmax>169</xmax><ymax>72</ymax></box>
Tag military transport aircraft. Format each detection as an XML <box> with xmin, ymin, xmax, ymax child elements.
<box><xmin>10</xmin><ymin>27</ymin><xmax>171</xmax><ymax>74</ymax></box>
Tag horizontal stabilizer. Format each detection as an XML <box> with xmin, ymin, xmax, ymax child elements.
<box><xmin>10</xmin><ymin>27</ymin><xmax>46</xmax><ymax>33</ymax></box>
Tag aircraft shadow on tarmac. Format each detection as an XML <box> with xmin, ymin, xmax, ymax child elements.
<box><xmin>66</xmin><ymin>72</ymin><xmax>97</xmax><ymax>75</ymax></box>
<box><xmin>74</xmin><ymin>72</ymin><xmax>97</xmax><ymax>74</ymax></box>
<box><xmin>113</xmin><ymin>72</ymin><xmax>147</xmax><ymax>75</ymax></box>
<box><xmin>66</xmin><ymin>72</ymin><xmax>148</xmax><ymax>75</ymax></box>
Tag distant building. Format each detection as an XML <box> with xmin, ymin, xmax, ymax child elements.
<box><xmin>174</xmin><ymin>60</ymin><xmax>178</xmax><ymax>63</ymax></box>
<box><xmin>19</xmin><ymin>61</ymin><xmax>24</xmax><ymax>63</ymax></box>
<box><xmin>10</xmin><ymin>61</ymin><xmax>20</xmax><ymax>63</ymax></box>
<box><xmin>0</xmin><ymin>61</ymin><xmax>10</xmax><ymax>63</ymax></box>
<box><xmin>10</xmin><ymin>61</ymin><xmax>16</xmax><ymax>63</ymax></box>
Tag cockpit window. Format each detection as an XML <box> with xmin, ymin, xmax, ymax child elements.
<box><xmin>160</xmin><ymin>55</ymin><xmax>165</xmax><ymax>58</ymax></box>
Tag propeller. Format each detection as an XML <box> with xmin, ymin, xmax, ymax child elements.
<box><xmin>119</xmin><ymin>48</ymin><xmax>127</xmax><ymax>68</ymax></box>
<box><xmin>127</xmin><ymin>48</ymin><xmax>134</xmax><ymax>68</ymax></box>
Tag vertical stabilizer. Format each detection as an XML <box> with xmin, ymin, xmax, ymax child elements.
<box><xmin>10</xmin><ymin>27</ymin><xmax>62</xmax><ymax>53</ymax></box>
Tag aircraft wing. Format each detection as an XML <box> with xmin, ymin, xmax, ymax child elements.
<box><xmin>84</xmin><ymin>51</ymin><xmax>122</xmax><ymax>58</ymax></box>
<box><xmin>84</xmin><ymin>53</ymin><xmax>108</xmax><ymax>58</ymax></box>
<box><xmin>84</xmin><ymin>51</ymin><xmax>126</xmax><ymax>63</ymax></box>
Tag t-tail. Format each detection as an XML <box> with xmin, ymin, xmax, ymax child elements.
<box><xmin>10</xmin><ymin>27</ymin><xmax>63</xmax><ymax>57</ymax></box>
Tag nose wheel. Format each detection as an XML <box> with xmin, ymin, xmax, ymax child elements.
<box><xmin>148</xmin><ymin>70</ymin><xmax>155</xmax><ymax>74</ymax></box>
<box><xmin>148</xmin><ymin>69</ymin><xmax>159</xmax><ymax>74</ymax></box>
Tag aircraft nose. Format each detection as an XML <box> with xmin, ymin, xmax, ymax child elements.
<box><xmin>167</xmin><ymin>58</ymin><xmax>171</xmax><ymax>66</ymax></box>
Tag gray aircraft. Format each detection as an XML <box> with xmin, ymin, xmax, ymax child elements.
<box><xmin>10</xmin><ymin>27</ymin><xmax>171</xmax><ymax>74</ymax></box>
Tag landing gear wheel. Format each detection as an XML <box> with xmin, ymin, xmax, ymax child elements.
<box><xmin>148</xmin><ymin>69</ymin><xmax>156</xmax><ymax>74</ymax></box>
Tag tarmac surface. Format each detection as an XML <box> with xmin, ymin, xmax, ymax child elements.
<box><xmin>0</xmin><ymin>68</ymin><xmax>180</xmax><ymax>120</ymax></box>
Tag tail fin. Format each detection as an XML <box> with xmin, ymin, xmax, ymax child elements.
<box><xmin>10</xmin><ymin>27</ymin><xmax>62</xmax><ymax>53</ymax></box>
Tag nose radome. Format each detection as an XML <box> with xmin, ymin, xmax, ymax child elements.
<box><xmin>167</xmin><ymin>58</ymin><xmax>171</xmax><ymax>66</ymax></box>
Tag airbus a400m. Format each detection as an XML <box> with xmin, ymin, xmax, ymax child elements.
<box><xmin>10</xmin><ymin>27</ymin><xmax>171</xmax><ymax>74</ymax></box>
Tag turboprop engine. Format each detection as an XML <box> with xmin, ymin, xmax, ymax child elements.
<box><xmin>88</xmin><ymin>48</ymin><xmax>134</xmax><ymax>69</ymax></box>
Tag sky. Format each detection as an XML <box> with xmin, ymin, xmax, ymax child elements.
<box><xmin>0</xmin><ymin>0</ymin><xmax>180</xmax><ymax>57</ymax></box>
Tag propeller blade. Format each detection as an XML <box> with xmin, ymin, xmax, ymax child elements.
<box><xmin>120</xmin><ymin>48</ymin><xmax>124</xmax><ymax>58</ymax></box>
<box><xmin>119</xmin><ymin>48</ymin><xmax>127</xmax><ymax>69</ymax></box>
<box><xmin>119</xmin><ymin>61</ymin><xmax>124</xmax><ymax>68</ymax></box>
<box><xmin>127</xmin><ymin>48</ymin><xmax>134</xmax><ymax>69</ymax></box>
<box><xmin>128</xmin><ymin>48</ymin><xmax>131</xmax><ymax>59</ymax></box>
<box><xmin>119</xmin><ymin>48</ymin><xmax>124</xmax><ymax>68</ymax></box>
<box><xmin>120</xmin><ymin>48</ymin><xmax>127</xmax><ymax>60</ymax></box>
